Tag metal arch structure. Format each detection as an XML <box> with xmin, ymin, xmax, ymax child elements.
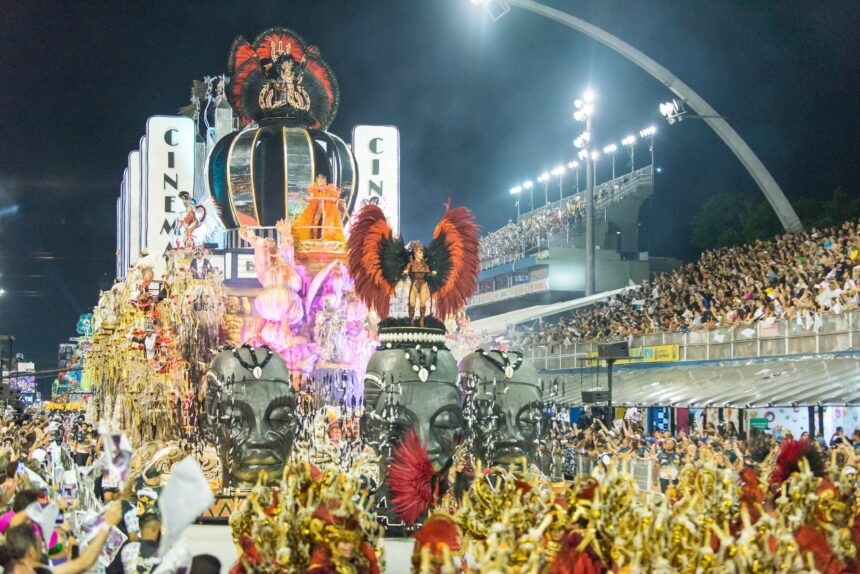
<box><xmin>500</xmin><ymin>0</ymin><xmax>804</xmax><ymax>233</ymax></box>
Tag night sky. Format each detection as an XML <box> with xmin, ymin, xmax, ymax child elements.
<box><xmin>0</xmin><ymin>0</ymin><xmax>857</xmax><ymax>368</ymax></box>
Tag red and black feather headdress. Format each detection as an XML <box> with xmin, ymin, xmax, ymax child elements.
<box><xmin>347</xmin><ymin>203</ymin><xmax>480</xmax><ymax>320</ymax></box>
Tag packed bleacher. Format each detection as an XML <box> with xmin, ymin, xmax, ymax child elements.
<box><xmin>515</xmin><ymin>218</ymin><xmax>860</xmax><ymax>347</ymax></box>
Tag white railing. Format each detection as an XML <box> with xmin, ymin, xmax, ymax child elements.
<box><xmin>523</xmin><ymin>310</ymin><xmax>860</xmax><ymax>371</ymax></box>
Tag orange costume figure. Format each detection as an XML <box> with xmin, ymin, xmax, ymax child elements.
<box><xmin>293</xmin><ymin>176</ymin><xmax>346</xmax><ymax>243</ymax></box>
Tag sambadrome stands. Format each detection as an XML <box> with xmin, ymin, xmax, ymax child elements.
<box><xmin>76</xmin><ymin>25</ymin><xmax>860</xmax><ymax>573</ymax></box>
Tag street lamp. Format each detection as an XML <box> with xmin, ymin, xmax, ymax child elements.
<box><xmin>621</xmin><ymin>135</ymin><xmax>636</xmax><ymax>171</ymax></box>
<box><xmin>567</xmin><ymin>160</ymin><xmax>580</xmax><ymax>194</ymax></box>
<box><xmin>509</xmin><ymin>185</ymin><xmax>523</xmax><ymax>219</ymax></box>
<box><xmin>574</xmin><ymin>89</ymin><xmax>596</xmax><ymax>295</ymax></box>
<box><xmin>537</xmin><ymin>172</ymin><xmax>550</xmax><ymax>206</ymax></box>
<box><xmin>603</xmin><ymin>143</ymin><xmax>617</xmax><ymax>182</ymax></box>
<box><xmin>523</xmin><ymin>179</ymin><xmax>535</xmax><ymax>212</ymax></box>
<box><xmin>551</xmin><ymin>165</ymin><xmax>566</xmax><ymax>201</ymax></box>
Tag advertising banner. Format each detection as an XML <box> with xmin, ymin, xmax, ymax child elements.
<box><xmin>144</xmin><ymin>116</ymin><xmax>195</xmax><ymax>278</ymax></box>
<box><xmin>351</xmin><ymin>125</ymin><xmax>400</xmax><ymax>234</ymax></box>
<box><xmin>128</xmin><ymin>150</ymin><xmax>141</xmax><ymax>266</ymax></box>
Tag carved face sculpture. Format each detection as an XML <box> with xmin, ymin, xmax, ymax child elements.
<box><xmin>205</xmin><ymin>346</ymin><xmax>297</xmax><ymax>486</ymax></box>
<box><xmin>361</xmin><ymin>345</ymin><xmax>464</xmax><ymax>474</ymax></box>
<box><xmin>459</xmin><ymin>350</ymin><xmax>547</xmax><ymax>466</ymax></box>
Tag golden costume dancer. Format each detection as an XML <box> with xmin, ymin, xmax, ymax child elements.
<box><xmin>293</xmin><ymin>176</ymin><xmax>346</xmax><ymax>243</ymax></box>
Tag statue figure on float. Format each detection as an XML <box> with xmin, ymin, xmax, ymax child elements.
<box><xmin>238</xmin><ymin>220</ymin><xmax>314</xmax><ymax>372</ymax></box>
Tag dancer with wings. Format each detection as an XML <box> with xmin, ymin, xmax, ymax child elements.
<box><xmin>347</xmin><ymin>203</ymin><xmax>480</xmax><ymax>326</ymax></box>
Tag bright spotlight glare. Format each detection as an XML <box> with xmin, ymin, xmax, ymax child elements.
<box><xmin>603</xmin><ymin>144</ymin><xmax>617</xmax><ymax>154</ymax></box>
<box><xmin>621</xmin><ymin>135</ymin><xmax>636</xmax><ymax>146</ymax></box>
<box><xmin>591</xmin><ymin>151</ymin><xmax>600</xmax><ymax>161</ymax></box>
<box><xmin>523</xmin><ymin>180</ymin><xmax>534</xmax><ymax>189</ymax></box>
<box><xmin>583</xmin><ymin>90</ymin><xmax>595</xmax><ymax>103</ymax></box>
<box><xmin>640</xmin><ymin>126</ymin><xmax>657</xmax><ymax>137</ymax></box>
<box><xmin>578</xmin><ymin>149</ymin><xmax>588</xmax><ymax>160</ymax></box>
<box><xmin>568</xmin><ymin>161</ymin><xmax>579</xmax><ymax>169</ymax></box>
<box><xmin>510</xmin><ymin>185</ymin><xmax>522</xmax><ymax>195</ymax></box>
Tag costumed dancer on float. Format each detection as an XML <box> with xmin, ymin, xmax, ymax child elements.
<box><xmin>239</xmin><ymin>219</ymin><xmax>314</xmax><ymax>371</ymax></box>
<box><xmin>177</xmin><ymin>190</ymin><xmax>223</xmax><ymax>247</ymax></box>
<box><xmin>347</xmin><ymin>200</ymin><xmax>480</xmax><ymax>326</ymax></box>
<box><xmin>293</xmin><ymin>175</ymin><xmax>347</xmax><ymax>242</ymax></box>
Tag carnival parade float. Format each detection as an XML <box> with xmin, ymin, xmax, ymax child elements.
<box><xmin>71</xmin><ymin>23</ymin><xmax>860</xmax><ymax>574</ymax></box>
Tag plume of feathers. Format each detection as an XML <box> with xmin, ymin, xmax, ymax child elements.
<box><xmin>388</xmin><ymin>430</ymin><xmax>437</xmax><ymax>525</ymax></box>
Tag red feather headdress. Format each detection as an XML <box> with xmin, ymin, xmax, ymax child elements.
<box><xmin>388</xmin><ymin>430</ymin><xmax>438</xmax><ymax>524</ymax></box>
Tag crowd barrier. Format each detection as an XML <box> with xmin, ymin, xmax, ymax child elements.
<box><xmin>525</xmin><ymin>310</ymin><xmax>860</xmax><ymax>370</ymax></box>
<box><xmin>574</xmin><ymin>454</ymin><xmax>659</xmax><ymax>492</ymax></box>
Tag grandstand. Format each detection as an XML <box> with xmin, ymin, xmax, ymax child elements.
<box><xmin>471</xmin><ymin>165</ymin><xmax>681</xmax><ymax>318</ymax></box>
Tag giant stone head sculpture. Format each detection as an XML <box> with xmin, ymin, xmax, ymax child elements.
<box><xmin>459</xmin><ymin>349</ymin><xmax>547</xmax><ymax>466</ymax></box>
<box><xmin>360</xmin><ymin>323</ymin><xmax>465</xmax><ymax>477</ymax></box>
<box><xmin>204</xmin><ymin>345</ymin><xmax>297</xmax><ymax>487</ymax></box>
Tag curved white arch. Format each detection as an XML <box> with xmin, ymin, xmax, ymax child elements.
<box><xmin>506</xmin><ymin>0</ymin><xmax>803</xmax><ymax>233</ymax></box>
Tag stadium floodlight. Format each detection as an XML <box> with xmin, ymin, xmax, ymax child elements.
<box><xmin>522</xmin><ymin>180</ymin><xmax>533</xmax><ymax>189</ymax></box>
<box><xmin>578</xmin><ymin>149</ymin><xmax>588</xmax><ymax>160</ymax></box>
<box><xmin>0</xmin><ymin>289</ymin><xmax>4</xmax><ymax>296</ymax></box>
<box><xmin>468</xmin><ymin>0</ymin><xmax>511</xmax><ymax>21</ymax></box>
<box><xmin>659</xmin><ymin>99</ymin><xmax>687</xmax><ymax>124</ymax></box>
<box><xmin>510</xmin><ymin>184</ymin><xmax>523</xmax><ymax>218</ymax></box>
<box><xmin>551</xmin><ymin>165</ymin><xmax>566</xmax><ymax>201</ymax></box>
<box><xmin>640</xmin><ymin>125</ymin><xmax>657</xmax><ymax>138</ymax></box>
<box><xmin>551</xmin><ymin>165</ymin><xmax>566</xmax><ymax>176</ymax></box>
<box><xmin>591</xmin><ymin>150</ymin><xmax>600</xmax><ymax>161</ymax></box>
<box><xmin>567</xmin><ymin>160</ymin><xmax>579</xmax><ymax>169</ymax></box>
<box><xmin>538</xmin><ymin>172</ymin><xmax>550</xmax><ymax>182</ymax></box>
<box><xmin>573</xmin><ymin>91</ymin><xmax>595</xmax><ymax>123</ymax></box>
<box><xmin>603</xmin><ymin>144</ymin><xmax>618</xmax><ymax>180</ymax></box>
<box><xmin>621</xmin><ymin>135</ymin><xmax>637</xmax><ymax>170</ymax></box>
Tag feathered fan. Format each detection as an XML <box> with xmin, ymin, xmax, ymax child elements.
<box><xmin>347</xmin><ymin>203</ymin><xmax>480</xmax><ymax>321</ymax></box>
<box><xmin>227</xmin><ymin>27</ymin><xmax>339</xmax><ymax>129</ymax></box>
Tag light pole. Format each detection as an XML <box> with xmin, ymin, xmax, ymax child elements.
<box><xmin>574</xmin><ymin>90</ymin><xmax>596</xmax><ymax>295</ymax></box>
<box><xmin>551</xmin><ymin>165</ymin><xmax>566</xmax><ymax>201</ymax></box>
<box><xmin>537</xmin><ymin>172</ymin><xmax>550</xmax><ymax>207</ymax></box>
<box><xmin>510</xmin><ymin>185</ymin><xmax>523</xmax><ymax>219</ymax></box>
<box><xmin>567</xmin><ymin>160</ymin><xmax>580</xmax><ymax>194</ymax></box>
<box><xmin>621</xmin><ymin>135</ymin><xmax>636</xmax><ymax>172</ymax></box>
<box><xmin>523</xmin><ymin>179</ymin><xmax>535</xmax><ymax>211</ymax></box>
<box><xmin>640</xmin><ymin>126</ymin><xmax>656</xmax><ymax>174</ymax></box>
<box><xmin>603</xmin><ymin>144</ymin><xmax>617</xmax><ymax>182</ymax></box>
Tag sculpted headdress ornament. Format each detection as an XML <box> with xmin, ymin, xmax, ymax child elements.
<box><xmin>227</xmin><ymin>27</ymin><xmax>339</xmax><ymax>129</ymax></box>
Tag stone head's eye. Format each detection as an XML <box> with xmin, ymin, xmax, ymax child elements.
<box><xmin>268</xmin><ymin>407</ymin><xmax>293</xmax><ymax>425</ymax></box>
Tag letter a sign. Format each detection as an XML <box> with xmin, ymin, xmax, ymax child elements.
<box><xmin>143</xmin><ymin>116</ymin><xmax>195</xmax><ymax>278</ymax></box>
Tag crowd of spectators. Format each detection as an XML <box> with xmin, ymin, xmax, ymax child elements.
<box><xmin>0</xmin><ymin>410</ymin><xmax>219</xmax><ymax>574</ymax></box>
<box><xmin>515</xmin><ymin>218</ymin><xmax>860</xmax><ymax>347</ymax></box>
<box><xmin>538</xmin><ymin>410</ymin><xmax>860</xmax><ymax>494</ymax></box>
